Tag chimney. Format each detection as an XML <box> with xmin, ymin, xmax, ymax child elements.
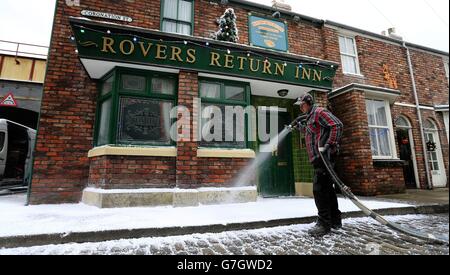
<box><xmin>387</xmin><ymin>27</ymin><xmax>403</xmax><ymax>41</ymax></box>
<box><xmin>381</xmin><ymin>28</ymin><xmax>403</xmax><ymax>40</ymax></box>
<box><xmin>272</xmin><ymin>0</ymin><xmax>292</xmax><ymax>12</ymax></box>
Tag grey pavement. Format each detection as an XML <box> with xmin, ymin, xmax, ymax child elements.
<box><xmin>376</xmin><ymin>188</ymin><xmax>449</xmax><ymax>205</ymax></box>
<box><xmin>1</xmin><ymin>214</ymin><xmax>448</xmax><ymax>255</ymax></box>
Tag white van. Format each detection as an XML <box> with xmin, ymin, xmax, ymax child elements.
<box><xmin>0</xmin><ymin>119</ymin><xmax>36</xmax><ymax>187</ymax></box>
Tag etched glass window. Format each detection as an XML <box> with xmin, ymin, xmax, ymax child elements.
<box><xmin>118</xmin><ymin>97</ymin><xmax>173</xmax><ymax>145</ymax></box>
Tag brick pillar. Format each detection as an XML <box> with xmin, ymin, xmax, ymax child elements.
<box><xmin>176</xmin><ymin>71</ymin><xmax>199</xmax><ymax>188</ymax></box>
<box><xmin>330</xmin><ymin>89</ymin><xmax>375</xmax><ymax>195</ymax></box>
<box><xmin>330</xmin><ymin>89</ymin><xmax>406</xmax><ymax>195</ymax></box>
<box><xmin>311</xmin><ymin>90</ymin><xmax>329</xmax><ymax>108</ymax></box>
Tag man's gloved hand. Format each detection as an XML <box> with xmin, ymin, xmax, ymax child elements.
<box><xmin>319</xmin><ymin>144</ymin><xmax>330</xmax><ymax>153</ymax></box>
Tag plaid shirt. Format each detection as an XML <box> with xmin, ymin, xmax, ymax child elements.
<box><xmin>300</xmin><ymin>106</ymin><xmax>343</xmax><ymax>165</ymax></box>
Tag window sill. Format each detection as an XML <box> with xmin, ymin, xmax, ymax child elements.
<box><xmin>88</xmin><ymin>146</ymin><xmax>177</xmax><ymax>158</ymax></box>
<box><xmin>343</xmin><ymin>73</ymin><xmax>365</xmax><ymax>79</ymax></box>
<box><xmin>373</xmin><ymin>159</ymin><xmax>406</xmax><ymax>168</ymax></box>
<box><xmin>197</xmin><ymin>148</ymin><xmax>256</xmax><ymax>159</ymax></box>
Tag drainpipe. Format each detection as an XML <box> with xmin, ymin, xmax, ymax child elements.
<box><xmin>403</xmin><ymin>41</ymin><xmax>433</xmax><ymax>190</ymax></box>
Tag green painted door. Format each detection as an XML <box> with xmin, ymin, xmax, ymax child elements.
<box><xmin>259</xmin><ymin>111</ymin><xmax>295</xmax><ymax>197</ymax></box>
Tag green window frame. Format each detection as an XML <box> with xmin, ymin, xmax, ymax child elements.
<box><xmin>199</xmin><ymin>78</ymin><xmax>251</xmax><ymax>149</ymax></box>
<box><xmin>94</xmin><ymin>68</ymin><xmax>178</xmax><ymax>147</ymax></box>
<box><xmin>161</xmin><ymin>0</ymin><xmax>194</xmax><ymax>36</ymax></box>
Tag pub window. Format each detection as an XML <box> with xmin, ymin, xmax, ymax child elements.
<box><xmin>199</xmin><ymin>79</ymin><xmax>250</xmax><ymax>149</ymax></box>
<box><xmin>161</xmin><ymin>0</ymin><xmax>194</xmax><ymax>36</ymax></box>
<box><xmin>338</xmin><ymin>35</ymin><xmax>361</xmax><ymax>75</ymax></box>
<box><xmin>95</xmin><ymin>69</ymin><xmax>177</xmax><ymax>147</ymax></box>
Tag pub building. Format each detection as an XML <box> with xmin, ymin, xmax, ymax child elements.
<box><xmin>28</xmin><ymin>0</ymin><xmax>449</xmax><ymax>207</ymax></box>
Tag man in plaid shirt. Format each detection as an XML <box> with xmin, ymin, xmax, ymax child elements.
<box><xmin>294</xmin><ymin>94</ymin><xmax>344</xmax><ymax>237</ymax></box>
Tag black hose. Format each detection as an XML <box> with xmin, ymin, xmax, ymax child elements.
<box><xmin>318</xmin><ymin>149</ymin><xmax>449</xmax><ymax>245</ymax></box>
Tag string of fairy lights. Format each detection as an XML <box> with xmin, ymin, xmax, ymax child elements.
<box><xmin>69</xmin><ymin>24</ymin><xmax>337</xmax><ymax>75</ymax></box>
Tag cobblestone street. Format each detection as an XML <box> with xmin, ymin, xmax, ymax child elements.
<box><xmin>1</xmin><ymin>214</ymin><xmax>448</xmax><ymax>255</ymax></box>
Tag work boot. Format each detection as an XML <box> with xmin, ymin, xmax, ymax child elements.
<box><xmin>308</xmin><ymin>223</ymin><xmax>331</xmax><ymax>237</ymax></box>
<box><xmin>332</xmin><ymin>220</ymin><xmax>343</xmax><ymax>230</ymax></box>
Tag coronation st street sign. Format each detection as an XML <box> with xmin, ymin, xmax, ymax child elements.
<box><xmin>81</xmin><ymin>10</ymin><xmax>133</xmax><ymax>22</ymax></box>
<box><xmin>72</xmin><ymin>26</ymin><xmax>336</xmax><ymax>89</ymax></box>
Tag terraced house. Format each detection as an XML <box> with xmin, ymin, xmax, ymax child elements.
<box><xmin>28</xmin><ymin>0</ymin><xmax>449</xmax><ymax>207</ymax></box>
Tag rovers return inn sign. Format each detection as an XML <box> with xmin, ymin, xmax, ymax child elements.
<box><xmin>71</xmin><ymin>22</ymin><xmax>336</xmax><ymax>89</ymax></box>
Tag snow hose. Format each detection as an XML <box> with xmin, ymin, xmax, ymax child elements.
<box><xmin>318</xmin><ymin>150</ymin><xmax>449</xmax><ymax>245</ymax></box>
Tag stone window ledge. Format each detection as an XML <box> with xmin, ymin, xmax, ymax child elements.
<box><xmin>88</xmin><ymin>146</ymin><xmax>177</xmax><ymax>158</ymax></box>
<box><xmin>197</xmin><ymin>148</ymin><xmax>256</xmax><ymax>159</ymax></box>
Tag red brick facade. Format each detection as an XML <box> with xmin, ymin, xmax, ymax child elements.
<box><xmin>29</xmin><ymin>0</ymin><xmax>448</xmax><ymax>204</ymax></box>
<box><xmin>89</xmin><ymin>156</ymin><xmax>176</xmax><ymax>189</ymax></box>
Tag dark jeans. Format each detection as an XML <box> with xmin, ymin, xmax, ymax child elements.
<box><xmin>313</xmin><ymin>160</ymin><xmax>342</xmax><ymax>228</ymax></box>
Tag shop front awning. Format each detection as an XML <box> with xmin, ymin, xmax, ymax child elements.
<box><xmin>69</xmin><ymin>17</ymin><xmax>338</xmax><ymax>92</ymax></box>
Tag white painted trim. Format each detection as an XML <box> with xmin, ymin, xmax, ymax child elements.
<box><xmin>80</xmin><ymin>59</ymin><xmax>180</xmax><ymax>79</ymax></box>
<box><xmin>343</xmin><ymin>72</ymin><xmax>365</xmax><ymax>78</ymax></box>
<box><xmin>330</xmin><ymin>84</ymin><xmax>400</xmax><ymax>103</ymax></box>
<box><xmin>442</xmin><ymin>111</ymin><xmax>449</xmax><ymax>142</ymax></box>
<box><xmin>88</xmin><ymin>146</ymin><xmax>177</xmax><ymax>158</ymax></box>
<box><xmin>420</xmin><ymin>106</ymin><xmax>436</xmax><ymax>111</ymax></box>
<box><xmin>394</xmin><ymin>102</ymin><xmax>438</xmax><ymax>111</ymax></box>
<box><xmin>443</xmin><ymin>58</ymin><xmax>449</xmax><ymax>84</ymax></box>
<box><xmin>424</xmin><ymin>121</ymin><xmax>448</xmax><ymax>188</ymax></box>
<box><xmin>364</xmin><ymin>90</ymin><xmax>398</xmax><ymax>104</ymax></box>
<box><xmin>394</xmin><ymin>102</ymin><xmax>416</xmax><ymax>108</ymax></box>
<box><xmin>435</xmin><ymin>105</ymin><xmax>449</xmax><ymax>112</ymax></box>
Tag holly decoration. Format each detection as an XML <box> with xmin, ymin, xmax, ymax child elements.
<box><xmin>214</xmin><ymin>8</ymin><xmax>239</xmax><ymax>43</ymax></box>
<box><xmin>427</xmin><ymin>141</ymin><xmax>437</xmax><ymax>152</ymax></box>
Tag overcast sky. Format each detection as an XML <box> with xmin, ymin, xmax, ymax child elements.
<box><xmin>0</xmin><ymin>0</ymin><xmax>448</xmax><ymax>52</ymax></box>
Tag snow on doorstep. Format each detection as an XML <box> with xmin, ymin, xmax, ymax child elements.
<box><xmin>0</xmin><ymin>194</ymin><xmax>410</xmax><ymax>238</ymax></box>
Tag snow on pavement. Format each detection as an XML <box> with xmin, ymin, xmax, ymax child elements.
<box><xmin>0</xmin><ymin>194</ymin><xmax>410</xmax><ymax>238</ymax></box>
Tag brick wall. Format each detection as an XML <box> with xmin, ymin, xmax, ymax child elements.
<box><xmin>89</xmin><ymin>156</ymin><xmax>176</xmax><ymax>189</ymax></box>
<box><xmin>197</xmin><ymin>158</ymin><xmax>251</xmax><ymax>186</ymax></box>
<box><xmin>30</xmin><ymin>0</ymin><xmax>162</xmax><ymax>204</ymax></box>
<box><xmin>410</xmin><ymin>50</ymin><xmax>449</xmax><ymax>106</ymax></box>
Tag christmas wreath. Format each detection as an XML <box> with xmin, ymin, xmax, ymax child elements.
<box><xmin>426</xmin><ymin>141</ymin><xmax>437</xmax><ymax>152</ymax></box>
